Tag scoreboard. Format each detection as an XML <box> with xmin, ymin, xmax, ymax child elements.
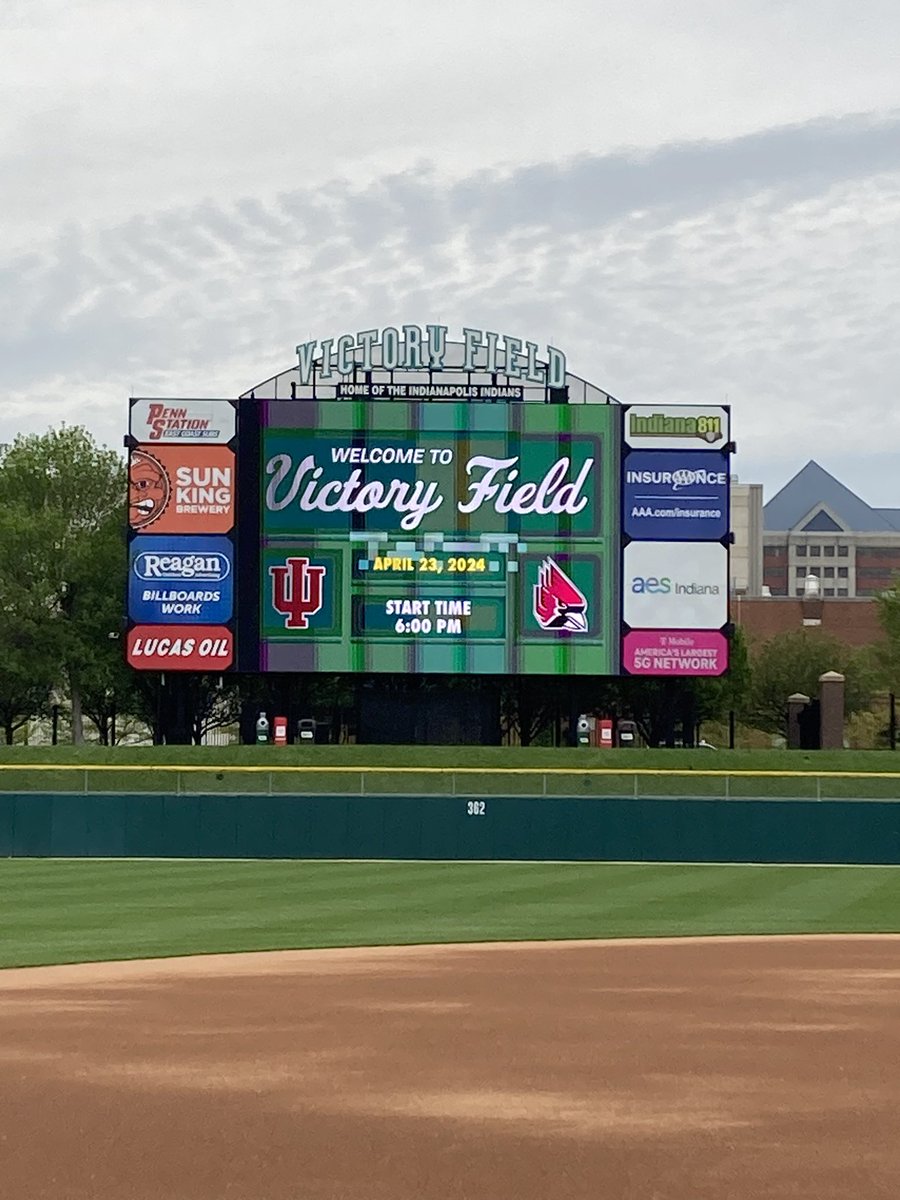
<box><xmin>126</xmin><ymin>334</ymin><xmax>731</xmax><ymax>678</ymax></box>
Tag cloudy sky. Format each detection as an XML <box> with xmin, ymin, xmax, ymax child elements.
<box><xmin>3</xmin><ymin>0</ymin><xmax>900</xmax><ymax>502</ymax></box>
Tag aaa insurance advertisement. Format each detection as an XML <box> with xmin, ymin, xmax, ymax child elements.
<box><xmin>623</xmin><ymin>450</ymin><xmax>729</xmax><ymax>541</ymax></box>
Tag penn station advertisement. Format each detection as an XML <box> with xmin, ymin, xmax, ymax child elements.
<box><xmin>125</xmin><ymin>328</ymin><xmax>732</xmax><ymax>677</ymax></box>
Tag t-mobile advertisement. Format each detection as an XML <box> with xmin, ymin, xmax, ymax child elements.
<box><xmin>622</xmin><ymin>629</ymin><xmax>728</xmax><ymax>676</ymax></box>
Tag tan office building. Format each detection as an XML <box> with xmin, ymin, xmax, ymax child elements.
<box><xmin>762</xmin><ymin>461</ymin><xmax>900</xmax><ymax>599</ymax></box>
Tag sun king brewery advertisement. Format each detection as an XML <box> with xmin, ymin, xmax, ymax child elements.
<box><xmin>620</xmin><ymin>404</ymin><xmax>731</xmax><ymax>676</ymax></box>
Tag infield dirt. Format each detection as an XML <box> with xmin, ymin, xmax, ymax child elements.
<box><xmin>1</xmin><ymin>936</ymin><xmax>898</xmax><ymax>1199</ymax></box>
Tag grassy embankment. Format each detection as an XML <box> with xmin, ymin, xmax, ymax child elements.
<box><xmin>2</xmin><ymin>745</ymin><xmax>900</xmax><ymax>798</ymax></box>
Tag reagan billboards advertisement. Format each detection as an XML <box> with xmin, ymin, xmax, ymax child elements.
<box><xmin>257</xmin><ymin>400</ymin><xmax>619</xmax><ymax>675</ymax></box>
<box><xmin>129</xmin><ymin>536</ymin><xmax>234</xmax><ymax>624</ymax></box>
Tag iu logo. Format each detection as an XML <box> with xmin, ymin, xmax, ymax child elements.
<box><xmin>533</xmin><ymin>558</ymin><xmax>589</xmax><ymax>632</ymax></box>
<box><xmin>270</xmin><ymin>557</ymin><xmax>326</xmax><ymax>629</ymax></box>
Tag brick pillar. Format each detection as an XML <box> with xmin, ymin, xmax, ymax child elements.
<box><xmin>800</xmin><ymin>597</ymin><xmax>823</xmax><ymax>627</ymax></box>
<box><xmin>787</xmin><ymin>693</ymin><xmax>810</xmax><ymax>750</ymax></box>
<box><xmin>818</xmin><ymin>672</ymin><xmax>845</xmax><ymax>751</ymax></box>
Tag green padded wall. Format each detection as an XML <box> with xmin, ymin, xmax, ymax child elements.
<box><xmin>1</xmin><ymin>793</ymin><xmax>899</xmax><ymax>863</ymax></box>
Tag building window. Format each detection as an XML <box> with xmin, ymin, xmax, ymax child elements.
<box><xmin>796</xmin><ymin>567</ymin><xmax>808</xmax><ymax>579</ymax></box>
<box><xmin>824</xmin><ymin>545</ymin><xmax>835</xmax><ymax>557</ymax></box>
<box><xmin>838</xmin><ymin>588</ymin><xmax>849</xmax><ymax>596</ymax></box>
<box><xmin>824</xmin><ymin>567</ymin><xmax>835</xmax><ymax>578</ymax></box>
<box><xmin>838</xmin><ymin>545</ymin><xmax>849</xmax><ymax>557</ymax></box>
<box><xmin>810</xmin><ymin>545</ymin><xmax>821</xmax><ymax>557</ymax></box>
<box><xmin>824</xmin><ymin>587</ymin><xmax>835</xmax><ymax>596</ymax></box>
<box><xmin>838</xmin><ymin>567</ymin><xmax>849</xmax><ymax>578</ymax></box>
<box><xmin>795</xmin><ymin>545</ymin><xmax>807</xmax><ymax>557</ymax></box>
<box><xmin>795</xmin><ymin>588</ymin><xmax>805</xmax><ymax>597</ymax></box>
<box><xmin>809</xmin><ymin>567</ymin><xmax>820</xmax><ymax>577</ymax></box>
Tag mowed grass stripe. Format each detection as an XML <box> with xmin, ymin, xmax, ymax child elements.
<box><xmin>4</xmin><ymin>861</ymin><xmax>900</xmax><ymax>968</ymax></box>
<box><xmin>2</xmin><ymin>746</ymin><xmax>900</xmax><ymax>770</ymax></box>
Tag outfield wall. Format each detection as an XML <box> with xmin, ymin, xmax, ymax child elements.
<box><xmin>1</xmin><ymin>793</ymin><xmax>900</xmax><ymax>863</ymax></box>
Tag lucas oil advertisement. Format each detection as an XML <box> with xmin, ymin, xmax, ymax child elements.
<box><xmin>257</xmin><ymin>401</ymin><xmax>620</xmax><ymax>675</ymax></box>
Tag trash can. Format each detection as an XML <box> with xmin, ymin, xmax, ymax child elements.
<box><xmin>616</xmin><ymin>719</ymin><xmax>638</xmax><ymax>747</ymax></box>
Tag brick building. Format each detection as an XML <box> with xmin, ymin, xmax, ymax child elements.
<box><xmin>762</xmin><ymin>461</ymin><xmax>900</xmax><ymax>599</ymax></box>
<box><xmin>733</xmin><ymin>595</ymin><xmax>883</xmax><ymax>647</ymax></box>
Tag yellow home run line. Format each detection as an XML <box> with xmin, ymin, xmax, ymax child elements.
<box><xmin>2</xmin><ymin>765</ymin><xmax>900</xmax><ymax>780</ymax></box>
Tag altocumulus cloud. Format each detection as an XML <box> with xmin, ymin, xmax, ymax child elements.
<box><xmin>2</xmin><ymin>111</ymin><xmax>899</xmax><ymax>499</ymax></box>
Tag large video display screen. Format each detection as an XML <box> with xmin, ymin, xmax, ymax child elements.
<box><xmin>254</xmin><ymin>399</ymin><xmax>619</xmax><ymax>675</ymax></box>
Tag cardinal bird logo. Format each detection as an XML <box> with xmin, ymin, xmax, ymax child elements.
<box><xmin>533</xmin><ymin>558</ymin><xmax>589</xmax><ymax>632</ymax></box>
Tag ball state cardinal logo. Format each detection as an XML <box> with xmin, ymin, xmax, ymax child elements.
<box><xmin>533</xmin><ymin>558</ymin><xmax>589</xmax><ymax>632</ymax></box>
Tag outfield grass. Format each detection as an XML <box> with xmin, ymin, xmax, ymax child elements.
<box><xmin>3</xmin><ymin>859</ymin><xmax>900</xmax><ymax>969</ymax></box>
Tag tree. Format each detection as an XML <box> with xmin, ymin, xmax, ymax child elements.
<box><xmin>696</xmin><ymin>624</ymin><xmax>752</xmax><ymax>725</ymax></box>
<box><xmin>0</xmin><ymin>617</ymin><xmax>57</xmax><ymax>743</ymax></box>
<box><xmin>0</xmin><ymin>427</ymin><xmax>126</xmax><ymax>743</ymax></box>
<box><xmin>875</xmin><ymin>583</ymin><xmax>900</xmax><ymax>692</ymax></box>
<box><xmin>0</xmin><ymin>505</ymin><xmax>65</xmax><ymax>742</ymax></box>
<box><xmin>63</xmin><ymin>509</ymin><xmax>132</xmax><ymax>743</ymax></box>
<box><xmin>500</xmin><ymin>677</ymin><xmax>564</xmax><ymax>746</ymax></box>
<box><xmin>744</xmin><ymin>629</ymin><xmax>875</xmax><ymax>737</ymax></box>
